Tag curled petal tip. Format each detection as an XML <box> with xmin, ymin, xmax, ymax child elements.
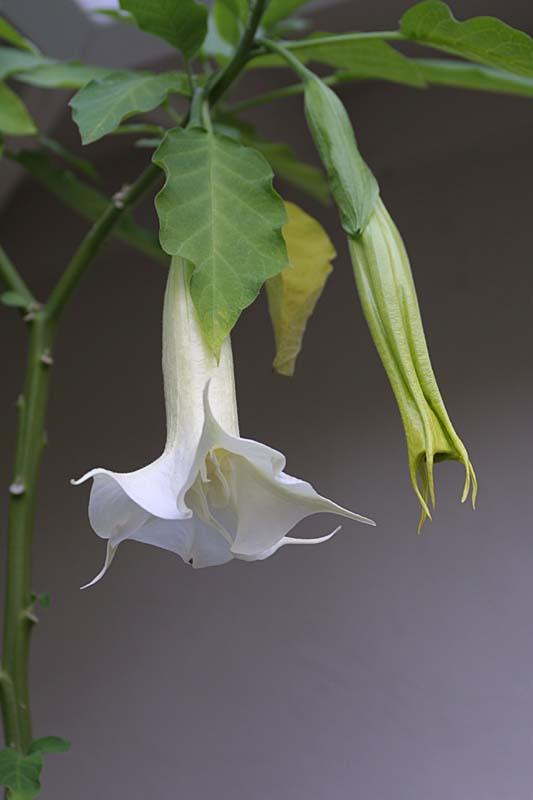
<box><xmin>80</xmin><ymin>542</ymin><xmax>116</xmax><ymax>590</ymax></box>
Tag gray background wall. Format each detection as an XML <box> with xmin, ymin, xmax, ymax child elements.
<box><xmin>1</xmin><ymin>1</ymin><xmax>533</xmax><ymax>798</ymax></box>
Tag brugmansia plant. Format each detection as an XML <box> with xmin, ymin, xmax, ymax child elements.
<box><xmin>0</xmin><ymin>0</ymin><xmax>530</xmax><ymax>794</ymax></box>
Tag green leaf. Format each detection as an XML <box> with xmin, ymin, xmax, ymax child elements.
<box><xmin>119</xmin><ymin>0</ymin><xmax>208</xmax><ymax>60</ymax></box>
<box><xmin>304</xmin><ymin>74</ymin><xmax>378</xmax><ymax>235</ymax></box>
<box><xmin>413</xmin><ymin>57</ymin><xmax>533</xmax><ymax>96</ymax></box>
<box><xmin>12</xmin><ymin>150</ymin><xmax>165</xmax><ymax>262</ymax></box>
<box><xmin>28</xmin><ymin>737</ymin><xmax>70</xmax><ymax>756</ymax></box>
<box><xmin>263</xmin><ymin>0</ymin><xmax>311</xmax><ymax>27</ymax></box>
<box><xmin>0</xmin><ymin>83</ymin><xmax>36</xmax><ymax>135</ymax></box>
<box><xmin>215</xmin><ymin>114</ymin><xmax>329</xmax><ymax>204</ymax></box>
<box><xmin>153</xmin><ymin>128</ymin><xmax>288</xmax><ymax>354</ymax></box>
<box><xmin>1</xmin><ymin>290</ymin><xmax>27</xmax><ymax>308</ymax></box>
<box><xmin>91</xmin><ymin>8</ymin><xmax>134</xmax><ymax>24</ymax></box>
<box><xmin>39</xmin><ymin>136</ymin><xmax>99</xmax><ymax>180</ymax></box>
<box><xmin>0</xmin><ymin>749</ymin><xmax>42</xmax><ymax>799</ymax></box>
<box><xmin>0</xmin><ymin>47</ymin><xmax>50</xmax><ymax>80</ymax></box>
<box><xmin>288</xmin><ymin>36</ymin><xmax>425</xmax><ymax>87</ymax></box>
<box><xmin>16</xmin><ymin>62</ymin><xmax>114</xmax><ymax>90</ymax></box>
<box><xmin>267</xmin><ymin>201</ymin><xmax>335</xmax><ymax>376</ymax></box>
<box><xmin>36</xmin><ymin>591</ymin><xmax>50</xmax><ymax>609</ymax></box>
<box><xmin>212</xmin><ymin>0</ymin><xmax>244</xmax><ymax>47</ymax></box>
<box><xmin>70</xmin><ymin>70</ymin><xmax>188</xmax><ymax>144</ymax></box>
<box><xmin>400</xmin><ymin>1</ymin><xmax>533</xmax><ymax>78</ymax></box>
<box><xmin>250</xmin><ymin>139</ymin><xmax>329</xmax><ymax>204</ymax></box>
<box><xmin>0</xmin><ymin>17</ymin><xmax>38</xmax><ymax>53</ymax></box>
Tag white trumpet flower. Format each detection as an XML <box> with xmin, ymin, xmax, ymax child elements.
<box><xmin>74</xmin><ymin>257</ymin><xmax>374</xmax><ymax>586</ymax></box>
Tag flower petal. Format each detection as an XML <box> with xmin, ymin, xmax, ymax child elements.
<box><xmin>72</xmin><ymin>452</ymin><xmax>191</xmax><ymax>522</ymax></box>
<box><xmin>189</xmin><ymin>386</ymin><xmax>375</xmax><ymax>557</ymax></box>
<box><xmin>81</xmin><ymin>540</ymin><xmax>117</xmax><ymax>589</ymax></box>
<box><xmin>238</xmin><ymin>526</ymin><xmax>342</xmax><ymax>561</ymax></box>
<box><xmin>128</xmin><ymin>515</ymin><xmax>233</xmax><ymax>568</ymax></box>
<box><xmin>227</xmin><ymin>453</ymin><xmax>373</xmax><ymax>557</ymax></box>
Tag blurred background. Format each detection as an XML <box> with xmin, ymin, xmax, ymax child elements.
<box><xmin>1</xmin><ymin>1</ymin><xmax>533</xmax><ymax>798</ymax></box>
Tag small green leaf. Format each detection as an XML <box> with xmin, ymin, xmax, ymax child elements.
<box><xmin>153</xmin><ymin>128</ymin><xmax>288</xmax><ymax>354</ymax></box>
<box><xmin>0</xmin><ymin>749</ymin><xmax>42</xmax><ymax>799</ymax></box>
<box><xmin>16</xmin><ymin>62</ymin><xmax>114</xmax><ymax>90</ymax></box>
<box><xmin>120</xmin><ymin>0</ymin><xmax>208</xmax><ymax>60</ymax></box>
<box><xmin>0</xmin><ymin>82</ymin><xmax>36</xmax><ymax>135</ymax></box>
<box><xmin>400</xmin><ymin>1</ymin><xmax>533</xmax><ymax>78</ymax></box>
<box><xmin>0</xmin><ymin>47</ymin><xmax>50</xmax><ymax>80</ymax></box>
<box><xmin>304</xmin><ymin>74</ymin><xmax>378</xmax><ymax>235</ymax></box>
<box><xmin>1</xmin><ymin>291</ymin><xmax>27</xmax><ymax>308</ymax></box>
<box><xmin>212</xmin><ymin>0</ymin><xmax>244</xmax><ymax>47</ymax></box>
<box><xmin>263</xmin><ymin>0</ymin><xmax>311</xmax><ymax>27</ymax></box>
<box><xmin>92</xmin><ymin>8</ymin><xmax>134</xmax><ymax>24</ymax></box>
<box><xmin>267</xmin><ymin>201</ymin><xmax>335</xmax><ymax>376</ymax></box>
<box><xmin>28</xmin><ymin>737</ymin><xmax>70</xmax><ymax>756</ymax></box>
<box><xmin>36</xmin><ymin>592</ymin><xmax>50</xmax><ymax>609</ymax></box>
<box><xmin>0</xmin><ymin>17</ymin><xmax>38</xmax><ymax>53</ymax></box>
<box><xmin>12</xmin><ymin>150</ymin><xmax>164</xmax><ymax>262</ymax></box>
<box><xmin>70</xmin><ymin>70</ymin><xmax>188</xmax><ymax>144</ymax></box>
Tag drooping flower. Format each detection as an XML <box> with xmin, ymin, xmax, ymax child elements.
<box><xmin>349</xmin><ymin>197</ymin><xmax>477</xmax><ymax>528</ymax></box>
<box><xmin>74</xmin><ymin>257</ymin><xmax>374</xmax><ymax>586</ymax></box>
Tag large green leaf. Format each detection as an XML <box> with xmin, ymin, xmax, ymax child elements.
<box><xmin>0</xmin><ymin>82</ymin><xmax>36</xmax><ymax>134</ymax></box>
<box><xmin>16</xmin><ymin>62</ymin><xmax>114</xmax><ymax>89</ymax></box>
<box><xmin>0</xmin><ymin>16</ymin><xmax>38</xmax><ymax>52</ymax></box>
<box><xmin>12</xmin><ymin>150</ymin><xmax>165</xmax><ymax>262</ymax></box>
<box><xmin>153</xmin><ymin>128</ymin><xmax>288</xmax><ymax>353</ymax></box>
<box><xmin>70</xmin><ymin>70</ymin><xmax>188</xmax><ymax>144</ymax></box>
<box><xmin>267</xmin><ymin>201</ymin><xmax>335</xmax><ymax>376</ymax></box>
<box><xmin>400</xmin><ymin>1</ymin><xmax>533</xmax><ymax>78</ymax></box>
<box><xmin>0</xmin><ymin>46</ymin><xmax>50</xmax><ymax>80</ymax></box>
<box><xmin>263</xmin><ymin>0</ymin><xmax>311</xmax><ymax>27</ymax></box>
<box><xmin>0</xmin><ymin>749</ymin><xmax>42</xmax><ymax>800</ymax></box>
<box><xmin>120</xmin><ymin>0</ymin><xmax>207</xmax><ymax>59</ymax></box>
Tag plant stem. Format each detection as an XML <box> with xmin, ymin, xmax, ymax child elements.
<box><xmin>46</xmin><ymin>161</ymin><xmax>161</xmax><ymax>324</ymax></box>
<box><xmin>1</xmin><ymin>313</ymin><xmax>52</xmax><ymax>751</ymax></box>
<box><xmin>283</xmin><ymin>30</ymin><xmax>403</xmax><ymax>50</ymax></box>
<box><xmin>1</xmin><ymin>160</ymin><xmax>162</xmax><ymax>753</ymax></box>
<box><xmin>208</xmin><ymin>0</ymin><xmax>269</xmax><ymax>106</ymax></box>
<box><xmin>0</xmin><ymin>246</ymin><xmax>36</xmax><ymax>310</ymax></box>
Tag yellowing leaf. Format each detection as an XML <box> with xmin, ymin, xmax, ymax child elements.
<box><xmin>267</xmin><ymin>202</ymin><xmax>335</xmax><ymax>376</ymax></box>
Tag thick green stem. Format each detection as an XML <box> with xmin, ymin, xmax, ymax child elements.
<box><xmin>1</xmin><ymin>315</ymin><xmax>52</xmax><ymax>751</ymax></box>
<box><xmin>208</xmin><ymin>0</ymin><xmax>269</xmax><ymax>106</ymax></box>
<box><xmin>1</xmin><ymin>160</ymin><xmax>162</xmax><ymax>753</ymax></box>
<box><xmin>46</xmin><ymin>162</ymin><xmax>161</xmax><ymax>324</ymax></box>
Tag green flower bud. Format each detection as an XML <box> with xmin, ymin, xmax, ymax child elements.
<box><xmin>303</xmin><ymin>74</ymin><xmax>378</xmax><ymax>237</ymax></box>
<box><xmin>349</xmin><ymin>198</ymin><xmax>477</xmax><ymax>528</ymax></box>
